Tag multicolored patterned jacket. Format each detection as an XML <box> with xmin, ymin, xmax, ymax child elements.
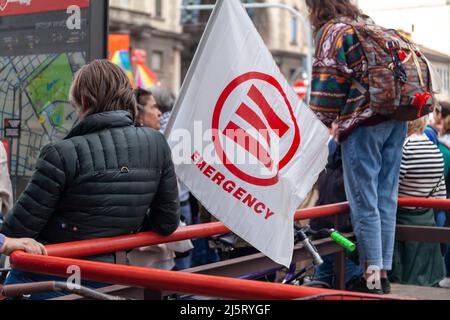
<box><xmin>310</xmin><ymin>21</ymin><xmax>387</xmax><ymax>143</ymax></box>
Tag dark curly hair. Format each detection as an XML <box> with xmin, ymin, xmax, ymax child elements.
<box><xmin>305</xmin><ymin>0</ymin><xmax>364</xmax><ymax>31</ymax></box>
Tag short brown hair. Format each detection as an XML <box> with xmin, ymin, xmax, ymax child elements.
<box><xmin>70</xmin><ymin>60</ymin><xmax>137</xmax><ymax>119</ymax></box>
<box><xmin>305</xmin><ymin>0</ymin><xmax>364</xmax><ymax>31</ymax></box>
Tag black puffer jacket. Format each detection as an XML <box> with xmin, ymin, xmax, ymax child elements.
<box><xmin>0</xmin><ymin>111</ymin><xmax>180</xmax><ymax>244</ymax></box>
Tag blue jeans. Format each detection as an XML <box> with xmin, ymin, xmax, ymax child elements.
<box><xmin>435</xmin><ymin>210</ymin><xmax>447</xmax><ymax>228</ymax></box>
<box><xmin>341</xmin><ymin>120</ymin><xmax>407</xmax><ymax>271</ymax></box>
<box><xmin>5</xmin><ymin>270</ymin><xmax>107</xmax><ymax>300</ymax></box>
<box><xmin>435</xmin><ymin>210</ymin><xmax>447</xmax><ymax>256</ymax></box>
<box><xmin>313</xmin><ymin>254</ymin><xmax>364</xmax><ymax>287</ymax></box>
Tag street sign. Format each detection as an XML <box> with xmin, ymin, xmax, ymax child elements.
<box><xmin>131</xmin><ymin>48</ymin><xmax>148</xmax><ymax>65</ymax></box>
<box><xmin>4</xmin><ymin>119</ymin><xmax>21</xmax><ymax>138</ymax></box>
<box><xmin>293</xmin><ymin>80</ymin><xmax>307</xmax><ymax>100</ymax></box>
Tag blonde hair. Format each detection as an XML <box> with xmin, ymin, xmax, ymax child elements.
<box><xmin>407</xmin><ymin>116</ymin><xmax>429</xmax><ymax>137</ymax></box>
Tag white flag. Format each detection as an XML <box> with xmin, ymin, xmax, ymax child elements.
<box><xmin>167</xmin><ymin>0</ymin><xmax>329</xmax><ymax>267</ymax></box>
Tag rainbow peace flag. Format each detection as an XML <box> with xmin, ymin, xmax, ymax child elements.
<box><xmin>135</xmin><ymin>64</ymin><xmax>158</xmax><ymax>89</ymax></box>
<box><xmin>111</xmin><ymin>50</ymin><xmax>134</xmax><ymax>86</ymax></box>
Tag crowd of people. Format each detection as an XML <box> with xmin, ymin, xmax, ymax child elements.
<box><xmin>0</xmin><ymin>0</ymin><xmax>449</xmax><ymax>300</ymax></box>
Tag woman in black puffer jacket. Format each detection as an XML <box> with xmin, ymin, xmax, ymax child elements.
<box><xmin>1</xmin><ymin>60</ymin><xmax>180</xmax><ymax>298</ymax></box>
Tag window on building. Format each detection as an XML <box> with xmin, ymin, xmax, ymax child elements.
<box><xmin>151</xmin><ymin>51</ymin><xmax>163</xmax><ymax>71</ymax></box>
<box><xmin>290</xmin><ymin>68</ymin><xmax>297</xmax><ymax>80</ymax></box>
<box><xmin>444</xmin><ymin>68</ymin><xmax>449</xmax><ymax>92</ymax></box>
<box><xmin>155</xmin><ymin>0</ymin><xmax>162</xmax><ymax>18</ymax></box>
<box><xmin>120</xmin><ymin>0</ymin><xmax>129</xmax><ymax>8</ymax></box>
<box><xmin>181</xmin><ymin>0</ymin><xmax>201</xmax><ymax>25</ymax></box>
<box><xmin>437</xmin><ymin>67</ymin><xmax>450</xmax><ymax>93</ymax></box>
<box><xmin>290</xmin><ymin>16</ymin><xmax>298</xmax><ymax>45</ymax></box>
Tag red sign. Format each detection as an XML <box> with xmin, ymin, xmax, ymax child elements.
<box><xmin>212</xmin><ymin>72</ymin><xmax>301</xmax><ymax>187</ymax></box>
<box><xmin>108</xmin><ymin>34</ymin><xmax>130</xmax><ymax>60</ymax></box>
<box><xmin>0</xmin><ymin>0</ymin><xmax>89</xmax><ymax>17</ymax></box>
<box><xmin>293</xmin><ymin>80</ymin><xmax>307</xmax><ymax>100</ymax></box>
<box><xmin>4</xmin><ymin>118</ymin><xmax>21</xmax><ymax>138</ymax></box>
<box><xmin>131</xmin><ymin>49</ymin><xmax>148</xmax><ymax>65</ymax></box>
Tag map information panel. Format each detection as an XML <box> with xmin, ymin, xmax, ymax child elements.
<box><xmin>0</xmin><ymin>0</ymin><xmax>91</xmax><ymax>183</ymax></box>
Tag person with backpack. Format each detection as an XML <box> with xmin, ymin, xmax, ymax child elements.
<box><xmin>306</xmin><ymin>0</ymin><xmax>436</xmax><ymax>294</ymax></box>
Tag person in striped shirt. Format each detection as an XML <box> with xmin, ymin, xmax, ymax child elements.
<box><xmin>390</xmin><ymin>116</ymin><xmax>446</xmax><ymax>287</ymax></box>
<box><xmin>398</xmin><ymin>116</ymin><xmax>447</xmax><ymax>202</ymax></box>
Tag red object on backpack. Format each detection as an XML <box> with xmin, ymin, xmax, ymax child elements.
<box><xmin>398</xmin><ymin>50</ymin><xmax>407</xmax><ymax>62</ymax></box>
<box><xmin>413</xmin><ymin>91</ymin><xmax>432</xmax><ymax>118</ymax></box>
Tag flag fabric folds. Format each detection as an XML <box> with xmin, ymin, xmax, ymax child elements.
<box><xmin>111</xmin><ymin>50</ymin><xmax>135</xmax><ymax>86</ymax></box>
<box><xmin>166</xmin><ymin>0</ymin><xmax>329</xmax><ymax>267</ymax></box>
<box><xmin>135</xmin><ymin>64</ymin><xmax>158</xmax><ymax>90</ymax></box>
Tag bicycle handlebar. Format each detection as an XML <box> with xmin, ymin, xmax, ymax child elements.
<box><xmin>329</xmin><ymin>230</ymin><xmax>356</xmax><ymax>252</ymax></box>
<box><xmin>296</xmin><ymin>230</ymin><xmax>324</xmax><ymax>266</ymax></box>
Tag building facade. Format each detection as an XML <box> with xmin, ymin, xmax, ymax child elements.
<box><xmin>356</xmin><ymin>0</ymin><xmax>450</xmax><ymax>101</ymax></box>
<box><xmin>109</xmin><ymin>0</ymin><xmax>185</xmax><ymax>92</ymax></box>
<box><xmin>181</xmin><ymin>0</ymin><xmax>311</xmax><ymax>85</ymax></box>
<box><xmin>420</xmin><ymin>46</ymin><xmax>450</xmax><ymax>102</ymax></box>
<box><xmin>109</xmin><ymin>0</ymin><xmax>311</xmax><ymax>92</ymax></box>
<box><xmin>357</xmin><ymin>0</ymin><xmax>450</xmax><ymax>55</ymax></box>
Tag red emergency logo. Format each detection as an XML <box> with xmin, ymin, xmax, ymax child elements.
<box><xmin>212</xmin><ymin>72</ymin><xmax>301</xmax><ymax>186</ymax></box>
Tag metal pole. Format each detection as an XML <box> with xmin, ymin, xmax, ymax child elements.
<box><xmin>180</xmin><ymin>2</ymin><xmax>314</xmax><ymax>105</ymax></box>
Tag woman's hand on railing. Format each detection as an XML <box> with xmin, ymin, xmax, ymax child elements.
<box><xmin>1</xmin><ymin>237</ymin><xmax>47</xmax><ymax>256</ymax></box>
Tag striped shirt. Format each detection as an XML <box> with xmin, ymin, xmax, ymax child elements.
<box><xmin>399</xmin><ymin>134</ymin><xmax>446</xmax><ymax>208</ymax></box>
<box><xmin>160</xmin><ymin>112</ymin><xmax>171</xmax><ymax>134</ymax></box>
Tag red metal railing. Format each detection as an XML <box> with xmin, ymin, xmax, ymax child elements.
<box><xmin>43</xmin><ymin>202</ymin><xmax>349</xmax><ymax>258</ymax></box>
<box><xmin>10</xmin><ymin>250</ymin><xmax>392</xmax><ymax>300</ymax></box>
<box><xmin>10</xmin><ymin>198</ymin><xmax>445</xmax><ymax>300</ymax></box>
